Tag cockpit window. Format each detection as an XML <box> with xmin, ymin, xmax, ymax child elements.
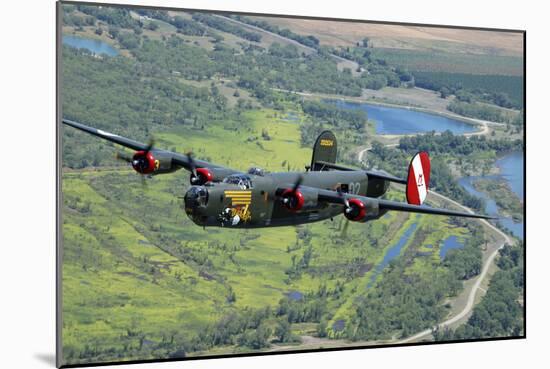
<box><xmin>223</xmin><ymin>174</ymin><xmax>253</xmax><ymax>189</ymax></box>
<box><xmin>247</xmin><ymin>167</ymin><xmax>265</xmax><ymax>176</ymax></box>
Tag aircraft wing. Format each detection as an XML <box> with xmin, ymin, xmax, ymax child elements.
<box><xmin>64</xmin><ymin>119</ymin><xmax>151</xmax><ymax>152</ymax></box>
<box><xmin>317</xmin><ymin>188</ymin><xmax>495</xmax><ymax>220</ymax></box>
<box><xmin>62</xmin><ymin>119</ymin><xmax>239</xmax><ymax>177</ymax></box>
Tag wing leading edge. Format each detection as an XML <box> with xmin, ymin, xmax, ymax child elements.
<box><xmin>62</xmin><ymin>119</ymin><xmax>235</xmax><ymax>174</ymax></box>
<box><xmin>317</xmin><ymin>188</ymin><xmax>494</xmax><ymax>220</ymax></box>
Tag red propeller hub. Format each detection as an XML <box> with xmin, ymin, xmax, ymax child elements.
<box><xmin>191</xmin><ymin>168</ymin><xmax>214</xmax><ymax>185</ymax></box>
<box><xmin>344</xmin><ymin>198</ymin><xmax>366</xmax><ymax>221</ymax></box>
<box><xmin>281</xmin><ymin>188</ymin><xmax>305</xmax><ymax>212</ymax></box>
<box><xmin>132</xmin><ymin>151</ymin><xmax>156</xmax><ymax>174</ymax></box>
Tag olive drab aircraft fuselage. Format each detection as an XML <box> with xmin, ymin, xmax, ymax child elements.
<box><xmin>62</xmin><ymin>119</ymin><xmax>494</xmax><ymax>228</ymax></box>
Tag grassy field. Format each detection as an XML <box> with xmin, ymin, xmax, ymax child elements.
<box><xmin>370</xmin><ymin>48</ymin><xmax>523</xmax><ymax>76</ymax></box>
<box><xmin>62</xmin><ymin>105</ymin><xmax>473</xmax><ymax>362</ymax></box>
<box><xmin>251</xmin><ymin>16</ymin><xmax>523</xmax><ymax>56</ymax></box>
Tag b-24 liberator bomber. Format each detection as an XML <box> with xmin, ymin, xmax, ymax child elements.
<box><xmin>63</xmin><ymin>119</ymin><xmax>493</xmax><ymax>228</ymax></box>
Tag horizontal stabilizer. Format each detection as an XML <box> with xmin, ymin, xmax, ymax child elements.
<box><xmin>313</xmin><ymin>160</ymin><xmax>407</xmax><ymax>184</ymax></box>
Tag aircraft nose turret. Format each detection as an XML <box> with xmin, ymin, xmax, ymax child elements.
<box><xmin>183</xmin><ymin>186</ymin><xmax>209</xmax><ymax>224</ymax></box>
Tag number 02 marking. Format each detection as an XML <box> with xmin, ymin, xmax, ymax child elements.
<box><xmin>349</xmin><ymin>182</ymin><xmax>361</xmax><ymax>194</ymax></box>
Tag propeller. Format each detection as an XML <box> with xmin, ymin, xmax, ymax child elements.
<box><xmin>144</xmin><ymin>138</ymin><xmax>155</xmax><ymax>153</ymax></box>
<box><xmin>336</xmin><ymin>187</ymin><xmax>363</xmax><ymax>220</ymax></box>
<box><xmin>282</xmin><ymin>175</ymin><xmax>303</xmax><ymax>206</ymax></box>
<box><xmin>336</xmin><ymin>187</ymin><xmax>350</xmax><ymax>208</ymax></box>
<box><xmin>281</xmin><ymin>175</ymin><xmax>303</xmax><ymax>209</ymax></box>
<box><xmin>186</xmin><ymin>151</ymin><xmax>199</xmax><ymax>185</ymax></box>
<box><xmin>133</xmin><ymin>138</ymin><xmax>156</xmax><ymax>173</ymax></box>
<box><xmin>114</xmin><ymin>137</ymin><xmax>156</xmax><ymax>188</ymax></box>
<box><xmin>341</xmin><ymin>217</ymin><xmax>350</xmax><ymax>238</ymax></box>
<box><xmin>115</xmin><ymin>151</ymin><xmax>133</xmax><ymax>163</ymax></box>
<box><xmin>336</xmin><ymin>187</ymin><xmax>351</xmax><ymax>238</ymax></box>
<box><xmin>292</xmin><ymin>175</ymin><xmax>303</xmax><ymax>193</ymax></box>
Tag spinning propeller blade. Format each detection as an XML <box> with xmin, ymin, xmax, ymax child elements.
<box><xmin>336</xmin><ymin>188</ymin><xmax>351</xmax><ymax>237</ymax></box>
<box><xmin>115</xmin><ymin>136</ymin><xmax>156</xmax><ymax>188</ymax></box>
<box><xmin>186</xmin><ymin>151</ymin><xmax>198</xmax><ymax>178</ymax></box>
<box><xmin>144</xmin><ymin>137</ymin><xmax>155</xmax><ymax>154</ymax></box>
<box><xmin>292</xmin><ymin>175</ymin><xmax>303</xmax><ymax>193</ymax></box>
<box><xmin>115</xmin><ymin>151</ymin><xmax>133</xmax><ymax>163</ymax></box>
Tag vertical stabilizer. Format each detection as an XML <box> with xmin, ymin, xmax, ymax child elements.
<box><xmin>406</xmin><ymin>151</ymin><xmax>430</xmax><ymax>205</ymax></box>
<box><xmin>310</xmin><ymin>131</ymin><xmax>337</xmax><ymax>171</ymax></box>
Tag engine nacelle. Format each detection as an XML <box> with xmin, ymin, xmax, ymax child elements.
<box><xmin>132</xmin><ymin>151</ymin><xmax>156</xmax><ymax>174</ymax></box>
<box><xmin>281</xmin><ymin>187</ymin><xmax>319</xmax><ymax>212</ymax></box>
<box><xmin>190</xmin><ymin>168</ymin><xmax>214</xmax><ymax>185</ymax></box>
<box><xmin>132</xmin><ymin>151</ymin><xmax>178</xmax><ymax>175</ymax></box>
<box><xmin>190</xmin><ymin>167</ymin><xmax>237</xmax><ymax>185</ymax></box>
<box><xmin>344</xmin><ymin>198</ymin><xmax>386</xmax><ymax>222</ymax></box>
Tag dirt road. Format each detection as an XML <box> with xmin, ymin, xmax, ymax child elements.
<box><xmin>215</xmin><ymin>15</ymin><xmax>361</xmax><ymax>73</ymax></box>
<box><xmin>397</xmin><ymin>190</ymin><xmax>511</xmax><ymax>343</ymax></box>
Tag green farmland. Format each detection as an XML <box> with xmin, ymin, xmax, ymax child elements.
<box><xmin>61</xmin><ymin>105</ymin><xmax>479</xmax><ymax>363</ymax></box>
<box><xmin>60</xmin><ymin>3</ymin><xmax>523</xmax><ymax>365</ymax></box>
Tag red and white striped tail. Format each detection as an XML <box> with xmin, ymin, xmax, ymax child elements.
<box><xmin>406</xmin><ymin>151</ymin><xmax>430</xmax><ymax>205</ymax></box>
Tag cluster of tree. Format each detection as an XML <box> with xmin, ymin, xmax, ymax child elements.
<box><xmin>443</xmin><ymin>226</ymin><xmax>484</xmax><ymax>280</ymax></box>
<box><xmin>349</xmin><ymin>264</ymin><xmax>461</xmax><ymax>340</ymax></box>
<box><xmin>179</xmin><ymin>284</ymin><xmax>347</xmax><ymax>354</ymax></box>
<box><xmin>329</xmin><ymin>45</ymin><xmax>371</xmax><ymax>66</ymax></box>
<box><xmin>429</xmin><ymin>157</ymin><xmax>486</xmax><ymax>211</ymax></box>
<box><xmin>76</xmin><ymin>4</ymin><xmax>140</xmax><ymax>29</ymax></box>
<box><xmin>301</xmin><ymin>100</ymin><xmax>367</xmax><ymax>130</ymax></box>
<box><xmin>363</xmin><ymin>62</ymin><xmax>403</xmax><ymax>88</ymax></box>
<box><xmin>133</xmin><ymin>8</ymin><xmax>172</xmax><ymax>22</ymax></box>
<box><xmin>342</xmin><ymin>221</ymin><xmax>487</xmax><ymax>341</ymax></box>
<box><xmin>298</xmin><ymin>101</ymin><xmax>370</xmax><ymax>154</ymax></box>
<box><xmin>191</xmin><ymin>13</ymin><xmax>262</xmax><ymax>42</ymax></box>
<box><xmin>231</xmin><ymin>15</ymin><xmax>320</xmax><ymax>49</ymax></box>
<box><xmin>273</xmin><ymin>319</ymin><xmax>300</xmax><ymax>343</ymax></box>
<box><xmin>74</xmin><ymin>308</ymin><xmax>277</xmax><ymax>361</ymax></box>
<box><xmin>133</xmin><ymin>9</ymin><xmax>210</xmax><ymax>37</ymax></box>
<box><xmin>131</xmin><ymin>35</ymin><xmax>365</xmax><ymax>99</ymax></box>
<box><xmin>285</xmin><ymin>245</ymin><xmax>314</xmax><ymax>280</ymax></box>
<box><xmin>116</xmin><ymin>31</ymin><xmax>142</xmax><ymax>50</ymax></box>
<box><xmin>447</xmin><ymin>101</ymin><xmax>518</xmax><ymax>124</ymax></box>
<box><xmin>473</xmin><ymin>179</ymin><xmax>523</xmax><ymax>220</ymax></box>
<box><xmin>268</xmin><ymin>42</ymin><xmax>300</xmax><ymax>59</ymax></box>
<box><xmin>227</xmin><ymin>16</ymin><xmax>410</xmax><ymax>92</ymax></box>
<box><xmin>277</xmin><ymin>294</ymin><xmax>327</xmax><ymax>323</ymax></box>
<box><xmin>194</xmin><ymin>308</ymin><xmax>273</xmax><ymax>350</ymax></box>
<box><xmin>329</xmin><ymin>45</ymin><xmax>412</xmax><ymax>86</ymax></box>
<box><xmin>413</xmin><ymin>71</ymin><xmax>523</xmax><ymax>110</ymax></box>
<box><xmin>434</xmin><ymin>243</ymin><xmax>524</xmax><ymax>340</ymax></box>
<box><xmin>158</xmin><ymin>287</ymin><xmax>344</xmax><ymax>358</ymax></box>
<box><xmin>63</xmin><ymin>12</ymin><xmax>95</xmax><ymax>28</ymax></box>
<box><xmin>399</xmin><ymin>130</ymin><xmax>523</xmax><ymax>156</ymax></box>
<box><xmin>171</xmin><ymin>16</ymin><xmax>208</xmax><ymax>36</ymax></box>
<box><xmin>67</xmin><ymin>6</ymin><xmax>401</xmax><ymax>105</ymax></box>
<box><xmin>61</xmin><ymin>46</ymin><xmax>237</xmax><ymax>168</ymax></box>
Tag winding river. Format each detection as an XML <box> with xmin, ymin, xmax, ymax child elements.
<box><xmin>458</xmin><ymin>152</ymin><xmax>524</xmax><ymax>240</ymax></box>
<box><xmin>331</xmin><ymin>99</ymin><xmax>524</xmax><ymax>241</ymax></box>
